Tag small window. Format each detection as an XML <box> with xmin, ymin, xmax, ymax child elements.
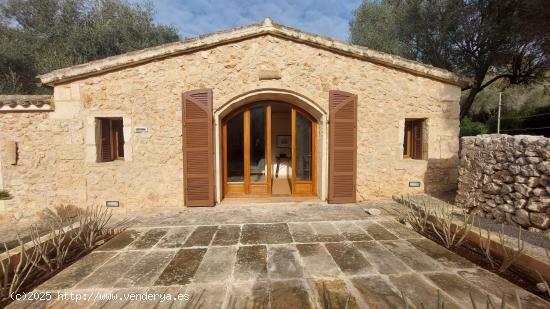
<box><xmin>403</xmin><ymin>119</ymin><xmax>424</xmax><ymax>160</ymax></box>
<box><xmin>96</xmin><ymin>118</ymin><xmax>124</xmax><ymax>162</ymax></box>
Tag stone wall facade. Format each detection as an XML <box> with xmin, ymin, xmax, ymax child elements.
<box><xmin>0</xmin><ymin>30</ymin><xmax>462</xmax><ymax>222</ymax></box>
<box><xmin>456</xmin><ymin>135</ymin><xmax>550</xmax><ymax>231</ymax></box>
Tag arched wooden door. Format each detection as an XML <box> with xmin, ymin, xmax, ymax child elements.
<box><xmin>222</xmin><ymin>101</ymin><xmax>317</xmax><ymax>198</ymax></box>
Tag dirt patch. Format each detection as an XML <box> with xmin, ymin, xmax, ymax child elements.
<box><xmin>475</xmin><ymin>216</ymin><xmax>550</xmax><ymax>249</ymax></box>
<box><xmin>421</xmin><ymin>228</ymin><xmax>550</xmax><ymax>300</ymax></box>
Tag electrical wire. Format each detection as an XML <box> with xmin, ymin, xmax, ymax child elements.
<box><xmin>499</xmin><ymin>112</ymin><xmax>550</xmax><ymax>121</ymax></box>
<box><xmin>499</xmin><ymin>126</ymin><xmax>550</xmax><ymax>132</ymax></box>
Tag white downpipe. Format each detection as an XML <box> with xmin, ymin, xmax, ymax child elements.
<box><xmin>497</xmin><ymin>92</ymin><xmax>502</xmax><ymax>134</ymax></box>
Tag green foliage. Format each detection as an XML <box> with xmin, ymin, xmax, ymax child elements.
<box><xmin>486</xmin><ymin>105</ymin><xmax>550</xmax><ymax>136</ymax></box>
<box><xmin>469</xmin><ymin>76</ymin><xmax>550</xmax><ymax>117</ymax></box>
<box><xmin>350</xmin><ymin>1</ymin><xmax>412</xmax><ymax>58</ymax></box>
<box><xmin>0</xmin><ymin>0</ymin><xmax>179</xmax><ymax>94</ymax></box>
<box><xmin>460</xmin><ymin>117</ymin><xmax>487</xmax><ymax>137</ymax></box>
<box><xmin>350</xmin><ymin>0</ymin><xmax>550</xmax><ymax>119</ymax></box>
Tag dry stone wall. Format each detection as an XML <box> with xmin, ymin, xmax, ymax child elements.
<box><xmin>456</xmin><ymin>135</ymin><xmax>550</xmax><ymax>232</ymax></box>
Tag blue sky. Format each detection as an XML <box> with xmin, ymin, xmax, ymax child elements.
<box><xmin>149</xmin><ymin>0</ymin><xmax>362</xmax><ymax>41</ymax></box>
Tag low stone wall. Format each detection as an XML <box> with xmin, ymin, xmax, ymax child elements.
<box><xmin>456</xmin><ymin>135</ymin><xmax>550</xmax><ymax>232</ymax></box>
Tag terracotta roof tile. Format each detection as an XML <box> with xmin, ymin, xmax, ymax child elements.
<box><xmin>0</xmin><ymin>95</ymin><xmax>53</xmax><ymax>112</ymax></box>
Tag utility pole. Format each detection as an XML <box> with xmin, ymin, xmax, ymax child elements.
<box><xmin>497</xmin><ymin>92</ymin><xmax>502</xmax><ymax>134</ymax></box>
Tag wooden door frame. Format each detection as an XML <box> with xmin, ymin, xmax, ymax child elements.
<box><xmin>222</xmin><ymin>102</ymin><xmax>271</xmax><ymax>197</ymax></box>
<box><xmin>222</xmin><ymin>101</ymin><xmax>316</xmax><ymax>198</ymax></box>
<box><xmin>291</xmin><ymin>107</ymin><xmax>317</xmax><ymax>196</ymax></box>
<box><xmin>246</xmin><ymin>105</ymin><xmax>272</xmax><ymax>195</ymax></box>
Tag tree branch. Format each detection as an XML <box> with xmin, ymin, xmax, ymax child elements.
<box><xmin>478</xmin><ymin>74</ymin><xmax>511</xmax><ymax>91</ymax></box>
<box><xmin>478</xmin><ymin>73</ymin><xmax>537</xmax><ymax>92</ymax></box>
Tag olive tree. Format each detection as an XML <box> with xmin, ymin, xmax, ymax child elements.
<box><xmin>350</xmin><ymin>0</ymin><xmax>550</xmax><ymax>119</ymax></box>
<box><xmin>0</xmin><ymin>0</ymin><xmax>179</xmax><ymax>94</ymax></box>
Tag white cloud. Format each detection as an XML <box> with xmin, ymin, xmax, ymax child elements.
<box><xmin>150</xmin><ymin>0</ymin><xmax>362</xmax><ymax>41</ymax></box>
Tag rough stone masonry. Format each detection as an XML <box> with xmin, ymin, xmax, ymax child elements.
<box><xmin>0</xmin><ymin>20</ymin><xmax>465</xmax><ymax>223</ymax></box>
<box><xmin>456</xmin><ymin>134</ymin><xmax>550</xmax><ymax>232</ymax></box>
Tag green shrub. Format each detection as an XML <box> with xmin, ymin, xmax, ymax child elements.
<box><xmin>485</xmin><ymin>105</ymin><xmax>550</xmax><ymax>136</ymax></box>
<box><xmin>460</xmin><ymin>117</ymin><xmax>488</xmax><ymax>136</ymax></box>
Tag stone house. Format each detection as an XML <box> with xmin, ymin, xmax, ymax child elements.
<box><xmin>0</xmin><ymin>19</ymin><xmax>467</xmax><ymax>220</ymax></box>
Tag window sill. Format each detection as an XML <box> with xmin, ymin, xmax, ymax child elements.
<box><xmin>89</xmin><ymin>160</ymin><xmax>126</xmax><ymax>167</ymax></box>
<box><xmin>402</xmin><ymin>157</ymin><xmax>427</xmax><ymax>162</ymax></box>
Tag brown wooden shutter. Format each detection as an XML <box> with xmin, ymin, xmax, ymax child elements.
<box><xmin>96</xmin><ymin>119</ymin><xmax>102</xmax><ymax>162</ymax></box>
<box><xmin>413</xmin><ymin>121</ymin><xmax>423</xmax><ymax>159</ymax></box>
<box><xmin>182</xmin><ymin>89</ymin><xmax>214</xmax><ymax>206</ymax></box>
<box><xmin>328</xmin><ymin>90</ymin><xmax>357</xmax><ymax>203</ymax></box>
<box><xmin>99</xmin><ymin>119</ymin><xmax>113</xmax><ymax>162</ymax></box>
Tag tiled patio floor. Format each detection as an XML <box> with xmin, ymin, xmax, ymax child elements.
<box><xmin>7</xmin><ymin>202</ymin><xmax>550</xmax><ymax>308</ymax></box>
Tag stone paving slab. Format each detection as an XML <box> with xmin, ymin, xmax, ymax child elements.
<box><xmin>11</xmin><ymin>203</ymin><xmax>550</xmax><ymax>309</ymax></box>
<box><xmin>355</xmin><ymin>220</ymin><xmax>399</xmax><ymax>240</ymax></box>
<box><xmin>324</xmin><ymin>242</ymin><xmax>374</xmax><ymax>275</ymax></box>
<box><xmin>270</xmin><ymin>279</ymin><xmax>313</xmax><ymax>308</ymax></box>
<box><xmin>267</xmin><ymin>244</ymin><xmax>304</xmax><ymax>279</ymax></box>
<box><xmin>138</xmin><ymin>203</ymin><xmax>371</xmax><ymax>226</ymax></box>
<box><xmin>288</xmin><ymin>222</ymin><xmax>319</xmax><ymax>242</ymax></box>
<box><xmin>350</xmin><ymin>275</ymin><xmax>406</xmax><ymax>308</ymax></box>
<box><xmin>313</xmin><ymin>279</ymin><xmax>360</xmax><ymax>308</ymax></box>
<box><xmin>296</xmin><ymin>243</ymin><xmax>341</xmax><ymax>278</ymax></box>
<box><xmin>184</xmin><ymin>283</ymin><xmax>227</xmax><ymax>308</ymax></box>
<box><xmin>114</xmin><ymin>250</ymin><xmax>177</xmax><ymax>288</ymax></box>
<box><xmin>233</xmin><ymin>245</ymin><xmax>268</xmax><ymax>281</ymax></box>
<box><xmin>193</xmin><ymin>246</ymin><xmax>237</xmax><ymax>282</ymax></box>
<box><xmin>354</xmin><ymin>241</ymin><xmax>410</xmax><ymax>274</ymax></box>
<box><xmin>310</xmin><ymin>222</ymin><xmax>346</xmax><ymax>242</ymax></box>
<box><xmin>425</xmin><ymin>272</ymin><xmax>490</xmax><ymax>308</ymax></box>
<box><xmin>389</xmin><ymin>273</ymin><xmax>462</xmax><ymax>309</ymax></box>
<box><xmin>155</xmin><ymin>226</ymin><xmax>194</xmax><ymax>248</ymax></box>
<box><xmin>226</xmin><ymin>280</ymin><xmax>270</xmax><ymax>308</ymax></box>
<box><xmin>183</xmin><ymin>225</ymin><xmax>218</xmax><ymax>247</ymax></box>
<box><xmin>154</xmin><ymin>248</ymin><xmax>207</xmax><ymax>285</ymax></box>
<box><xmin>37</xmin><ymin>252</ymin><xmax>117</xmax><ymax>290</ymax></box>
<box><xmin>407</xmin><ymin>238</ymin><xmax>475</xmax><ymax>269</ymax></box>
<box><xmin>74</xmin><ymin>252</ymin><xmax>143</xmax><ymax>289</ymax></box>
<box><xmin>333</xmin><ymin>221</ymin><xmax>373</xmax><ymax>241</ymax></box>
<box><xmin>126</xmin><ymin>228</ymin><xmax>168</xmax><ymax>249</ymax></box>
<box><xmin>241</xmin><ymin>223</ymin><xmax>293</xmax><ymax>245</ymax></box>
<box><xmin>211</xmin><ymin>224</ymin><xmax>241</xmax><ymax>246</ymax></box>
<box><xmin>95</xmin><ymin>230</ymin><xmax>144</xmax><ymax>251</ymax></box>
<box><xmin>377</xmin><ymin>219</ymin><xmax>424</xmax><ymax>239</ymax></box>
<box><xmin>381</xmin><ymin>240</ymin><xmax>443</xmax><ymax>272</ymax></box>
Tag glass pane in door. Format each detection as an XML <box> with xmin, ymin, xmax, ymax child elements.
<box><xmin>227</xmin><ymin>113</ymin><xmax>244</xmax><ymax>183</ymax></box>
<box><xmin>295</xmin><ymin>112</ymin><xmax>312</xmax><ymax>181</ymax></box>
<box><xmin>249</xmin><ymin>106</ymin><xmax>266</xmax><ymax>183</ymax></box>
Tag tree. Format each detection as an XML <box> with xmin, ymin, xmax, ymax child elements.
<box><xmin>0</xmin><ymin>0</ymin><xmax>179</xmax><ymax>94</ymax></box>
<box><xmin>350</xmin><ymin>0</ymin><xmax>550</xmax><ymax>119</ymax></box>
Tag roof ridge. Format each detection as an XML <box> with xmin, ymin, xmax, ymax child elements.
<box><xmin>38</xmin><ymin>19</ymin><xmax>470</xmax><ymax>87</ymax></box>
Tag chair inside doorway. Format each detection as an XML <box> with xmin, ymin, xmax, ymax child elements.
<box><xmin>272</xmin><ymin>104</ymin><xmax>292</xmax><ymax>195</ymax></box>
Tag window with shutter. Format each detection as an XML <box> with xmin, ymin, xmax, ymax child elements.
<box><xmin>403</xmin><ymin>119</ymin><xmax>425</xmax><ymax>160</ymax></box>
<box><xmin>328</xmin><ymin>90</ymin><xmax>357</xmax><ymax>204</ymax></box>
<box><xmin>96</xmin><ymin>118</ymin><xmax>124</xmax><ymax>162</ymax></box>
<box><xmin>182</xmin><ymin>89</ymin><xmax>214</xmax><ymax>206</ymax></box>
